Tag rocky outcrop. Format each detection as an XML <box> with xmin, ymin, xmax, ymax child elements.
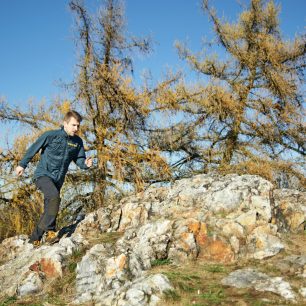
<box><xmin>0</xmin><ymin>234</ymin><xmax>83</xmax><ymax>297</ymax></box>
<box><xmin>221</xmin><ymin>268</ymin><xmax>297</xmax><ymax>300</ymax></box>
<box><xmin>0</xmin><ymin>173</ymin><xmax>305</xmax><ymax>305</ymax></box>
<box><xmin>108</xmin><ymin>173</ymin><xmax>294</xmax><ymax>261</ymax></box>
<box><xmin>272</xmin><ymin>189</ymin><xmax>306</xmax><ymax>233</ymax></box>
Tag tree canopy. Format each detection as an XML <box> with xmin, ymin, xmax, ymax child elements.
<box><xmin>152</xmin><ymin>0</ymin><xmax>305</xmax><ymax>186</ymax></box>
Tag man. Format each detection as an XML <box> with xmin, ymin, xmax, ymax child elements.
<box><xmin>15</xmin><ymin>110</ymin><xmax>92</xmax><ymax>246</ymax></box>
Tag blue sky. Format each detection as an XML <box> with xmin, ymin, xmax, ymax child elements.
<box><xmin>0</xmin><ymin>0</ymin><xmax>305</xmax><ymax>109</ymax></box>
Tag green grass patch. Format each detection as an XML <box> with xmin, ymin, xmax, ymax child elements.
<box><xmin>250</xmin><ymin>301</ymin><xmax>269</xmax><ymax>306</ymax></box>
<box><xmin>68</xmin><ymin>261</ymin><xmax>77</xmax><ymax>273</ymax></box>
<box><xmin>163</xmin><ymin>289</ymin><xmax>181</xmax><ymax>301</ymax></box>
<box><xmin>0</xmin><ymin>295</ymin><xmax>17</xmax><ymax>306</ymax></box>
<box><xmin>203</xmin><ymin>264</ymin><xmax>226</xmax><ymax>273</ymax></box>
<box><xmin>66</xmin><ymin>247</ymin><xmax>85</xmax><ymax>273</ymax></box>
<box><xmin>199</xmin><ymin>288</ymin><xmax>225</xmax><ymax>304</ymax></box>
<box><xmin>151</xmin><ymin>258</ymin><xmax>172</xmax><ymax>267</ymax></box>
<box><xmin>163</xmin><ymin>270</ymin><xmax>202</xmax><ymax>293</ymax></box>
<box><xmin>87</xmin><ymin>232</ymin><xmax>124</xmax><ymax>246</ymax></box>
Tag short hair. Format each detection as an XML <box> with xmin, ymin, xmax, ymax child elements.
<box><xmin>64</xmin><ymin>110</ymin><xmax>83</xmax><ymax>123</ymax></box>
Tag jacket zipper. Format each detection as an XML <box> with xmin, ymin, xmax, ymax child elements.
<box><xmin>58</xmin><ymin>135</ymin><xmax>68</xmax><ymax>182</ymax></box>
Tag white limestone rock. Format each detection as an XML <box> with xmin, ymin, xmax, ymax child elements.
<box><xmin>93</xmin><ymin>274</ymin><xmax>173</xmax><ymax>306</ymax></box>
<box><xmin>111</xmin><ymin>174</ymin><xmax>274</xmax><ymax>232</ymax></box>
<box><xmin>299</xmin><ymin>287</ymin><xmax>306</xmax><ymax>298</ymax></box>
<box><xmin>0</xmin><ymin>235</ymin><xmax>83</xmax><ymax>298</ymax></box>
<box><xmin>273</xmin><ymin>189</ymin><xmax>306</xmax><ymax>233</ymax></box>
<box><xmin>222</xmin><ymin>268</ymin><xmax>297</xmax><ymax>301</ymax></box>
<box><xmin>16</xmin><ymin>272</ymin><xmax>43</xmax><ymax>296</ymax></box>
<box><xmin>246</xmin><ymin>225</ymin><xmax>284</xmax><ymax>259</ymax></box>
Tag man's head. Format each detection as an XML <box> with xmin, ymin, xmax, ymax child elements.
<box><xmin>63</xmin><ymin>110</ymin><xmax>82</xmax><ymax>136</ymax></box>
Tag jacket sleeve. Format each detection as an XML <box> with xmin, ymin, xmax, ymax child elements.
<box><xmin>19</xmin><ymin>132</ymin><xmax>50</xmax><ymax>169</ymax></box>
<box><xmin>74</xmin><ymin>140</ymin><xmax>89</xmax><ymax>170</ymax></box>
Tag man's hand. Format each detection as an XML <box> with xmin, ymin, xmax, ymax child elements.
<box><xmin>85</xmin><ymin>157</ymin><xmax>93</xmax><ymax>168</ymax></box>
<box><xmin>15</xmin><ymin>166</ymin><xmax>25</xmax><ymax>176</ymax></box>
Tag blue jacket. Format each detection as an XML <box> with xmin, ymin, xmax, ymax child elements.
<box><xmin>19</xmin><ymin>127</ymin><xmax>89</xmax><ymax>186</ymax></box>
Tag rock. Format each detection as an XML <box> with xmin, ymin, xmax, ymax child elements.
<box><xmin>115</xmin><ymin>201</ymin><xmax>150</xmax><ymax>232</ymax></box>
<box><xmin>110</xmin><ymin>174</ymin><xmax>274</xmax><ymax>233</ymax></box>
<box><xmin>253</xmin><ymin>276</ymin><xmax>296</xmax><ymax>301</ymax></box>
<box><xmin>108</xmin><ymin>174</ymin><xmax>280</xmax><ymax>261</ymax></box>
<box><xmin>230</xmin><ymin>236</ymin><xmax>240</xmax><ymax>254</ymax></box>
<box><xmin>29</xmin><ymin>257</ymin><xmax>62</xmax><ymax>278</ymax></box>
<box><xmin>299</xmin><ymin>287</ymin><xmax>306</xmax><ymax>298</ymax></box>
<box><xmin>273</xmin><ymin>189</ymin><xmax>306</xmax><ymax>233</ymax></box>
<box><xmin>74</xmin><ymin>207</ymin><xmax>111</xmax><ymax>238</ymax></box>
<box><xmin>222</xmin><ymin>268</ymin><xmax>297</xmax><ymax>301</ymax></box>
<box><xmin>221</xmin><ymin>268</ymin><xmax>268</xmax><ymax>288</ymax></box>
<box><xmin>197</xmin><ymin>236</ymin><xmax>235</xmax><ymax>263</ymax></box>
<box><xmin>234</xmin><ymin>211</ymin><xmax>258</xmax><ymax>233</ymax></box>
<box><xmin>166</xmin><ymin>174</ymin><xmax>272</xmax><ymax>217</ymax></box>
<box><xmin>16</xmin><ymin>272</ymin><xmax>43</xmax><ymax>296</ymax></box>
<box><xmin>219</xmin><ymin>221</ymin><xmax>245</xmax><ymax>238</ymax></box>
<box><xmin>0</xmin><ymin>235</ymin><xmax>33</xmax><ymax>264</ymax></box>
<box><xmin>279</xmin><ymin>255</ymin><xmax>306</xmax><ymax>277</ymax></box>
<box><xmin>128</xmin><ymin>220</ymin><xmax>173</xmax><ymax>270</ymax></box>
<box><xmin>246</xmin><ymin>225</ymin><xmax>284</xmax><ymax>259</ymax></box>
<box><xmin>125</xmin><ymin>288</ymin><xmax>145</xmax><ymax>305</ymax></box>
<box><xmin>167</xmin><ymin>219</ymin><xmax>199</xmax><ymax>263</ymax></box>
<box><xmin>75</xmin><ymin>243</ymin><xmax>132</xmax><ymax>303</ymax></box>
<box><xmin>1</xmin><ymin>173</ymin><xmax>305</xmax><ymax>305</ymax></box>
<box><xmin>0</xmin><ymin>235</ymin><xmax>84</xmax><ymax>298</ymax></box>
<box><xmin>59</xmin><ymin>235</ymin><xmax>83</xmax><ymax>255</ymax></box>
<box><xmin>74</xmin><ymin>273</ymin><xmax>172</xmax><ymax>305</ymax></box>
<box><xmin>93</xmin><ymin>274</ymin><xmax>172</xmax><ymax>306</ymax></box>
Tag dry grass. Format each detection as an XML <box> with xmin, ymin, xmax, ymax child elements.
<box><xmin>86</xmin><ymin>231</ymin><xmax>124</xmax><ymax>247</ymax></box>
<box><xmin>0</xmin><ymin>185</ymin><xmax>43</xmax><ymax>243</ymax></box>
<box><xmin>151</xmin><ymin>249</ymin><xmax>305</xmax><ymax>306</ymax></box>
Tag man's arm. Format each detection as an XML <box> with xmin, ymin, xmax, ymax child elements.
<box><xmin>74</xmin><ymin>141</ymin><xmax>92</xmax><ymax>169</ymax></box>
<box><xmin>16</xmin><ymin>132</ymin><xmax>50</xmax><ymax>175</ymax></box>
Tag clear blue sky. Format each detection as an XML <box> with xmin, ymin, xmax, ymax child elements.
<box><xmin>0</xmin><ymin>0</ymin><xmax>305</xmax><ymax>109</ymax></box>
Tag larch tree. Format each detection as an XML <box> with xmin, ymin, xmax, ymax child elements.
<box><xmin>0</xmin><ymin>0</ymin><xmax>174</xmax><ymax>240</ymax></box>
<box><xmin>68</xmin><ymin>0</ymin><xmax>172</xmax><ymax>205</ymax></box>
<box><xmin>151</xmin><ymin>0</ymin><xmax>305</xmax><ymax>188</ymax></box>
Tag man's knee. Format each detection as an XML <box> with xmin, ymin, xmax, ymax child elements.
<box><xmin>47</xmin><ymin>197</ymin><xmax>61</xmax><ymax>215</ymax></box>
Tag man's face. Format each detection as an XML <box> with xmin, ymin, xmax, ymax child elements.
<box><xmin>63</xmin><ymin>117</ymin><xmax>80</xmax><ymax>136</ymax></box>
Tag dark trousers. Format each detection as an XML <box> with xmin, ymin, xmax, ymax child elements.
<box><xmin>29</xmin><ymin>176</ymin><xmax>61</xmax><ymax>242</ymax></box>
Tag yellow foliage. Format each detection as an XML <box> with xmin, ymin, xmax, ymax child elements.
<box><xmin>0</xmin><ymin>186</ymin><xmax>43</xmax><ymax>242</ymax></box>
<box><xmin>59</xmin><ymin>100</ymin><xmax>72</xmax><ymax>115</ymax></box>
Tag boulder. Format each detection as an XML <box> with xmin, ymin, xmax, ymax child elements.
<box><xmin>272</xmin><ymin>189</ymin><xmax>306</xmax><ymax>233</ymax></box>
<box><xmin>222</xmin><ymin>268</ymin><xmax>297</xmax><ymax>301</ymax></box>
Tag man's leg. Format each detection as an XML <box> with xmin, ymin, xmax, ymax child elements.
<box><xmin>29</xmin><ymin>176</ymin><xmax>61</xmax><ymax>243</ymax></box>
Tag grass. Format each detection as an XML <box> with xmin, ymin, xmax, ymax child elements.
<box><xmin>203</xmin><ymin>264</ymin><xmax>227</xmax><ymax>273</ymax></box>
<box><xmin>163</xmin><ymin>289</ymin><xmax>181</xmax><ymax>302</ymax></box>
<box><xmin>0</xmin><ymin>296</ymin><xmax>17</xmax><ymax>306</ymax></box>
<box><xmin>86</xmin><ymin>232</ymin><xmax>124</xmax><ymax>246</ymax></box>
<box><xmin>150</xmin><ymin>258</ymin><xmax>303</xmax><ymax>306</ymax></box>
<box><xmin>199</xmin><ymin>287</ymin><xmax>225</xmax><ymax>304</ymax></box>
<box><xmin>150</xmin><ymin>261</ymin><xmax>229</xmax><ymax>305</ymax></box>
<box><xmin>0</xmin><ymin>187</ymin><xmax>43</xmax><ymax>243</ymax></box>
<box><xmin>151</xmin><ymin>258</ymin><xmax>172</xmax><ymax>267</ymax></box>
